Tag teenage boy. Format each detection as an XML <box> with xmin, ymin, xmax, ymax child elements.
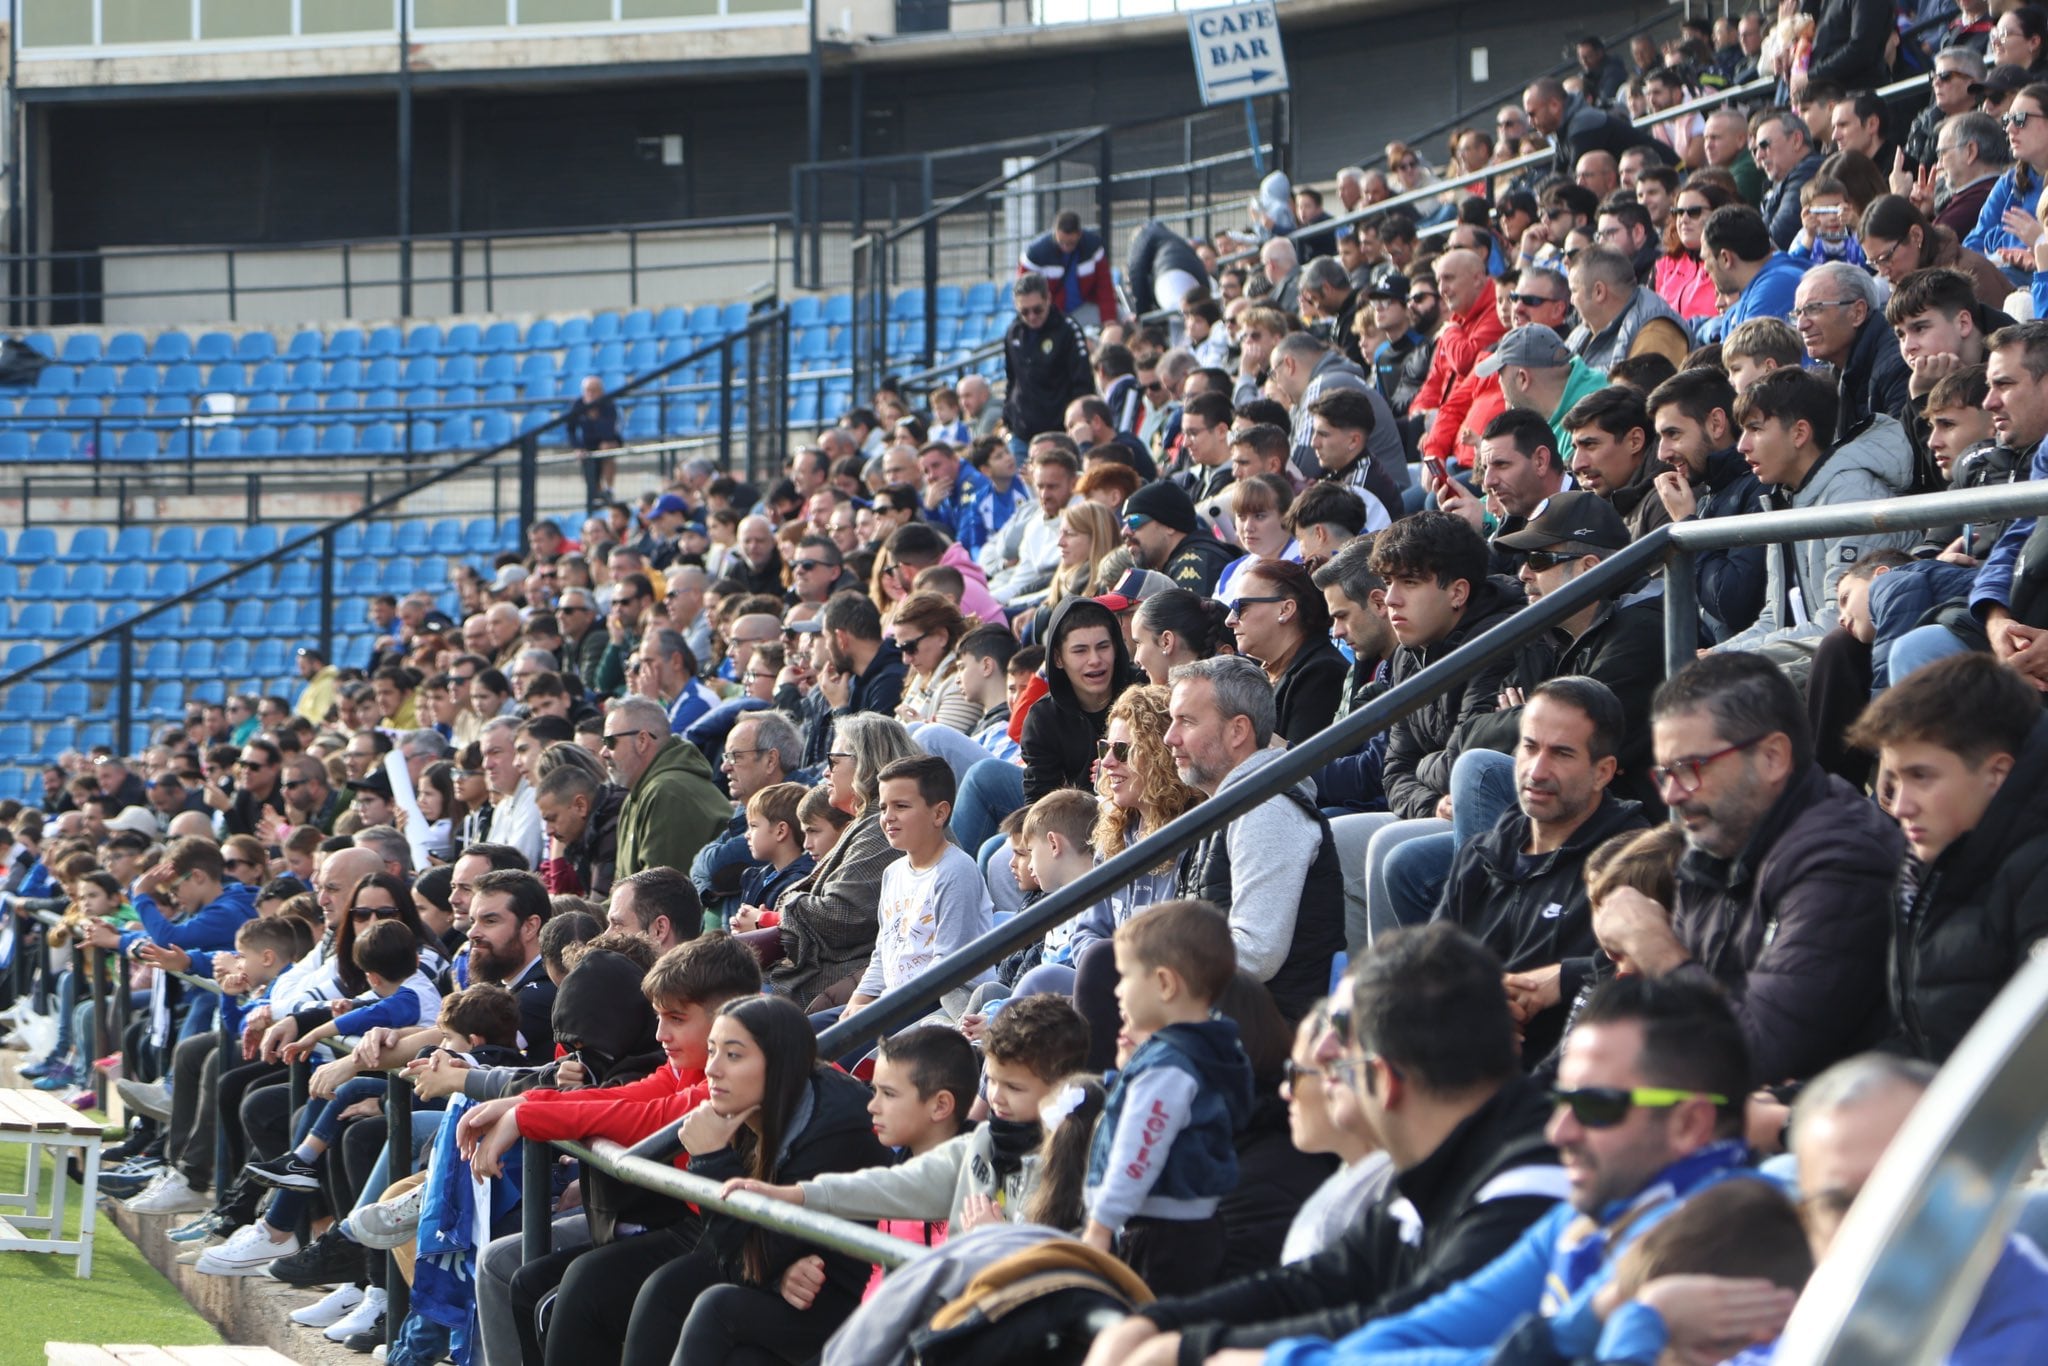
<box><xmin>1084</xmin><ymin>900</ymin><xmax>1254</xmax><ymax>1296</ymax></box>
<box><xmin>729</xmin><ymin>993</ymin><xmax>1091</xmax><ymax>1228</ymax></box>
<box><xmin>1715</xmin><ymin>368</ymin><xmax>1920</xmax><ymax>653</ymax></box>
<box><xmin>730</xmin><ymin>782</ymin><xmax>815</xmax><ymax>931</ymax></box>
<box><xmin>1845</xmin><ymin>653</ymin><xmax>2048</xmax><ymax>1062</ymax></box>
<box><xmin>911</xmin><ymin>625</ymin><xmax>1024</xmax><ymax>786</ymax></box>
<box><xmin>467</xmin><ymin>933</ymin><xmax>765</xmax><ymax>1366</ymax></box>
<box><xmin>841</xmin><ymin>756</ymin><xmax>995</xmax><ymax>1023</ymax></box>
<box><xmin>123</xmin><ymin>836</ymin><xmax>261</xmax><ymax>1048</ymax></box>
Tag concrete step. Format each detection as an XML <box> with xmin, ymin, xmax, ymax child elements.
<box><xmin>49</xmin><ymin>1345</ymin><xmax>302</xmax><ymax>1365</ymax></box>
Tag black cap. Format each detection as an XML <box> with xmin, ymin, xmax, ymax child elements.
<box><xmin>1974</xmin><ymin>64</ymin><xmax>2032</xmax><ymax>96</ymax></box>
<box><xmin>346</xmin><ymin>770</ymin><xmax>394</xmax><ymax>800</ymax></box>
<box><xmin>1494</xmin><ymin>491</ymin><xmax>1632</xmax><ymax>552</ymax></box>
<box><xmin>1122</xmin><ymin>480</ymin><xmax>1199</xmax><ymax>535</ymax></box>
<box><xmin>1366</xmin><ymin>272</ymin><xmax>1412</xmax><ymax>301</ymax></box>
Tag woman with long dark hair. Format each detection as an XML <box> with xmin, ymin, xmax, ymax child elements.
<box><xmin>1655</xmin><ymin>179</ymin><xmax>1734</xmax><ymax>321</ymax></box>
<box><xmin>1130</xmin><ymin>588</ymin><xmax>1234</xmax><ymax>687</ymax></box>
<box><xmin>545</xmin><ymin>995</ymin><xmax>888</xmax><ymax>1366</ymax></box>
<box><xmin>1224</xmin><ymin>558</ymin><xmax>1348</xmax><ymax>746</ymax></box>
<box><xmin>330</xmin><ymin>870</ymin><xmax>441</xmax><ymax>997</ymax></box>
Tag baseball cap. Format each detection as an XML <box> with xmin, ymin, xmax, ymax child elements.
<box><xmin>651</xmin><ymin>493</ymin><xmax>689</xmax><ymax>519</ymax></box>
<box><xmin>1973</xmin><ymin>64</ymin><xmax>2032</xmax><ymax>96</ymax></box>
<box><xmin>491</xmin><ymin>563</ymin><xmax>528</xmax><ymax>591</ymax></box>
<box><xmin>1495</xmin><ymin>491</ymin><xmax>1632</xmax><ymax>552</ymax></box>
<box><xmin>1366</xmin><ymin>272</ymin><xmax>1412</xmax><ymax>301</ymax></box>
<box><xmin>105</xmin><ymin>806</ymin><xmax>160</xmax><ymax>837</ymax></box>
<box><xmin>1475</xmin><ymin>325</ymin><xmax>1574</xmax><ymax>377</ymax></box>
<box><xmin>346</xmin><ymin>771</ymin><xmax>395</xmax><ymax>800</ymax></box>
<box><xmin>1094</xmin><ymin>568</ymin><xmax>1176</xmax><ymax>614</ymax></box>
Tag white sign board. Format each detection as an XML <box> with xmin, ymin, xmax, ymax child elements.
<box><xmin>1188</xmin><ymin>2</ymin><xmax>1290</xmax><ymax>107</ymax></box>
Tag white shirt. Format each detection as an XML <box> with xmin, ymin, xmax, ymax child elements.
<box><xmin>486</xmin><ymin>779</ymin><xmax>545</xmax><ymax>870</ymax></box>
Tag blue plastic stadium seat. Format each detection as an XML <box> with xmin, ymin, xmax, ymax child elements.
<box><xmin>243</xmin><ymin>426</ymin><xmax>278</xmax><ymax>457</ymax></box>
<box><xmin>316</xmin><ymin>424</ymin><xmax>354</xmax><ymax>455</ymax></box>
<box><xmin>286</xmin><ymin>359</ymin><xmax>324</xmax><ymax>390</ymax></box>
<box><xmin>194</xmin><ymin>526</ymin><xmax>235</xmax><ymax>561</ymax></box>
<box><xmin>111</xmin><ymin>526</ymin><xmax>152</xmax><ymax>563</ymax></box>
<box><xmin>235</xmin><ymin>333</ymin><xmax>277</xmax><ymax>363</ymax></box>
<box><xmin>822</xmin><ymin>293</ymin><xmax>853</xmax><ymax>327</ymax></box>
<box><xmin>32</xmin><ymin>430</ymin><xmax>72</xmax><ymax>460</ymax></box>
<box><xmin>497</xmin><ymin>517</ymin><xmax>520</xmax><ymax>551</ymax></box>
<box><xmin>104</xmin><ymin>562</ymin><xmax>146</xmax><ymax>602</ymax></box>
<box><xmin>325</xmin><ymin>359</ymin><xmax>363</xmax><ymax>393</ymax></box>
<box><xmin>139</xmin><ymin>641</ymin><xmax>179</xmax><ymax>680</ymax></box>
<box><xmin>405</xmin><ymin>324</ymin><xmax>443</xmax><ymax>356</ymax></box>
<box><xmin>179</xmin><ymin>640</ymin><xmax>218</xmax><ymax>680</ymax></box>
<box><xmin>964</xmin><ymin>281</ymin><xmax>998</xmax><ymax>313</ymax></box>
<box><xmin>362</xmin><ymin>522</ymin><xmax>397</xmax><ymax>558</ymax></box>
<box><xmin>326</xmin><ymin>328</ymin><xmax>365</xmax><ymax>360</ymax></box>
<box><xmin>285</xmin><ymin>330</ymin><xmax>323</xmax><ymax>361</ymax></box>
<box><xmin>0</xmin><ymin>432</ymin><xmax>28</xmax><ymax>461</ymax></box>
<box><xmin>236</xmin><ymin>525</ymin><xmax>278</xmax><ymax>560</ymax></box>
<box><xmin>261</xmin><ymin>598</ymin><xmax>299</xmax><ymax>635</ymax></box>
<box><xmin>59</xmin><ymin>527</ymin><xmax>108</xmax><ymax>564</ymax></box>
<box><xmin>104</xmin><ymin>333</ymin><xmax>145</xmax><ymax>365</ymax></box>
<box><xmin>142</xmin><ymin>681</ymin><xmax>184</xmax><ymax>721</ymax></box>
<box><xmin>1</xmin><ymin>684</ymin><xmax>41</xmax><ymax>721</ymax></box>
<box><xmin>41</xmin><ymin>681</ymin><xmax>86</xmax><ymax>723</ymax></box>
<box><xmin>149</xmin><ymin>332</ymin><xmax>192</xmax><ymax>365</ymax></box>
<box><xmin>115</xmin><ymin>430</ymin><xmax>157</xmax><ymax>459</ymax></box>
<box><xmin>624</xmin><ymin>406</ymin><xmax>660</xmax><ymax>442</ymax></box>
<box><xmin>559</xmin><ymin>317</ymin><xmax>592</xmax><ymax>348</ymax></box>
<box><xmin>218</xmin><ymin>639</ymin><xmax>252</xmax><ymax>683</ymax></box>
<box><xmin>524</xmin><ymin>319</ymin><xmax>561</xmax><ymax>351</ymax></box>
<box><xmin>249</xmin><ymin>360</ymin><xmax>288</xmax><ymax>391</ymax></box>
<box><xmin>59</xmin><ymin>335</ymin><xmax>101</xmax><ymax>366</ymax></box>
<box><xmin>719</xmin><ymin>302</ymin><xmax>750</xmax><ymax>332</ymax></box>
<box><xmin>149</xmin><ymin>562</ymin><xmax>191</xmax><ymax>597</ymax></box>
<box><xmin>194</xmin><ymin>332</ymin><xmax>234</xmax><ymax>365</ymax></box>
<box><xmin>280</xmin><ymin>423</ymin><xmax>316</xmax><ymax>456</ymax></box>
<box><xmin>117</xmin><ymin>366</ymin><xmax>158</xmax><ymax>397</ymax></box>
<box><xmin>149</xmin><ymin>525</ymin><xmax>194</xmax><ymax>563</ymax></box>
<box><xmin>54</xmin><ymin>603</ymin><xmax>96</xmax><ymax>640</ymax></box>
<box><xmin>228</xmin><ymin>599</ymin><xmax>263</xmax><ymax>636</ymax></box>
<box><xmin>189</xmin><ymin>600</ymin><xmax>226</xmax><ymax>635</ymax></box>
<box><xmin>205</xmin><ymin>362</ymin><xmax>246</xmax><ymax>392</ymax></box>
<box><xmin>204</xmin><ymin>428</ymin><xmax>243</xmax><ymax>458</ymax></box>
<box><xmin>322</xmin><ymin>390</ymin><xmax>359</xmax><ymax>418</ymax></box>
<box><xmin>62</xmin><ymin>562</ymin><xmax>105</xmax><ymax>601</ymax></box>
<box><xmin>251</xmin><ymin>640</ymin><xmax>288</xmax><ymax>679</ymax></box>
<box><xmin>478</xmin><ymin>321</ymin><xmax>518</xmax><ymax>354</ymax></box>
<box><xmin>365</xmin><ymin>325</ymin><xmax>403</xmax><ymax>358</ymax></box>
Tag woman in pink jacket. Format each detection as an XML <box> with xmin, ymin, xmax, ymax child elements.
<box><xmin>1655</xmin><ymin>179</ymin><xmax>1737</xmax><ymax>322</ymax></box>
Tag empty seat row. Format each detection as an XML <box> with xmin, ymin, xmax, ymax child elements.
<box><xmin>1</xmin><ymin>516</ymin><xmax>516</xmax><ymax>567</ymax></box>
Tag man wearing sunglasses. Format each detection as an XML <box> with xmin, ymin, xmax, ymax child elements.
<box><xmin>1595</xmin><ymin>653</ymin><xmax>1899</xmax><ymax>1089</ymax></box>
<box><xmin>605</xmin><ymin>694</ymin><xmax>730</xmax><ymax>883</ymax></box>
<box><xmin>1121</xmin><ymin>479</ymin><xmax>1238</xmax><ymax>597</ymax></box>
<box><xmin>1084</xmin><ymin>926</ymin><xmax>1566</xmax><ymax>1366</ymax></box>
<box><xmin>1002</xmin><ymin>273</ymin><xmax>1095</xmax><ymax>461</ymax></box>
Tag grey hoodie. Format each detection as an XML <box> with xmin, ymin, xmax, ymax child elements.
<box><xmin>1717</xmin><ymin>414</ymin><xmax>1920</xmax><ymax>652</ymax></box>
<box><xmin>801</xmin><ymin>1123</ymin><xmax>1041</xmax><ymax>1230</ymax></box>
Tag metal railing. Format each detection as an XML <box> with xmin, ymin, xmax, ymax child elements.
<box><xmin>0</xmin><ymin>305</ymin><xmax>793</xmax><ymax>746</ymax></box>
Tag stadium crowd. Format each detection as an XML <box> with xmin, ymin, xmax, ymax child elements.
<box><xmin>9</xmin><ymin>5</ymin><xmax>2048</xmax><ymax>1364</ymax></box>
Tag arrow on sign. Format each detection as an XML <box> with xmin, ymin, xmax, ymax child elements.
<box><xmin>1210</xmin><ymin>68</ymin><xmax>1277</xmax><ymax>89</ymax></box>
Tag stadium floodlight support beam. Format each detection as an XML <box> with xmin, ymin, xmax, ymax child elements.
<box><xmin>5</xmin><ymin>0</ymin><xmax>18</xmax><ymax>330</ymax></box>
<box><xmin>816</xmin><ymin>479</ymin><xmax>2048</xmax><ymax>1058</ymax></box>
<box><xmin>398</xmin><ymin>0</ymin><xmax>415</xmax><ymax>318</ymax></box>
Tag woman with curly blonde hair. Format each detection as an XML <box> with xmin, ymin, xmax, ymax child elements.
<box><xmin>1007</xmin><ymin>684</ymin><xmax>1203</xmax><ymax>1060</ymax></box>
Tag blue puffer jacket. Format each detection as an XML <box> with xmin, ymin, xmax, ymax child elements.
<box><xmin>1869</xmin><ymin>560</ymin><xmax>1978</xmax><ymax>692</ymax></box>
<box><xmin>1085</xmin><ymin>1017</ymin><xmax>1253</xmax><ymax>1231</ymax></box>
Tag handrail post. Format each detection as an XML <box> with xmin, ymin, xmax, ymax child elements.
<box><xmin>628</xmin><ymin>229</ymin><xmax>640</xmax><ymax>308</ymax></box>
<box><xmin>921</xmin><ymin>218</ymin><xmax>939</xmax><ymax>371</ymax></box>
<box><xmin>517</xmin><ymin>433</ymin><xmax>540</xmax><ymax>537</ymax></box>
<box><xmin>115</xmin><ymin>623</ymin><xmax>134</xmax><ymax>761</ymax></box>
<box><xmin>1095</xmin><ymin>133</ymin><xmax>1113</xmax><ymax>268</ymax></box>
<box><xmin>318</xmin><ymin>526</ymin><xmax>336</xmax><ymax>664</ymax></box>
<box><xmin>384</xmin><ymin>1076</ymin><xmax>413</xmax><ymax>1350</ymax></box>
<box><xmin>1662</xmin><ymin>546</ymin><xmax>1698</xmax><ymax>682</ymax></box>
<box><xmin>89</xmin><ymin>948</ymin><xmax>112</xmax><ymax>1112</ymax></box>
<box><xmin>718</xmin><ymin>340</ymin><xmax>736</xmax><ymax>474</ymax></box>
<box><xmin>212</xmin><ymin>1019</ymin><xmax>233</xmax><ymax>1207</ymax></box>
<box><xmin>226</xmin><ymin>249</ymin><xmax>238</xmax><ymax>323</ymax></box>
<box><xmin>522</xmin><ymin>1138</ymin><xmax>550</xmax><ymax>1262</ymax></box>
<box><xmin>343</xmin><ymin>243</ymin><xmax>353</xmax><ymax>317</ymax></box>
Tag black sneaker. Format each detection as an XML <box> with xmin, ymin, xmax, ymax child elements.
<box><xmin>343</xmin><ymin>1316</ymin><xmax>386</xmax><ymax>1353</ymax></box>
<box><xmin>267</xmin><ymin>1227</ymin><xmax>365</xmax><ymax>1287</ymax></box>
<box><xmin>244</xmin><ymin>1151</ymin><xmax>321</xmax><ymax>1192</ymax></box>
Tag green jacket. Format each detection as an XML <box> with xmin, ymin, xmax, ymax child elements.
<box><xmin>1548</xmin><ymin>358</ymin><xmax>1611</xmax><ymax>465</ymax></box>
<box><xmin>614</xmin><ymin>735</ymin><xmax>731</xmax><ymax>883</ymax></box>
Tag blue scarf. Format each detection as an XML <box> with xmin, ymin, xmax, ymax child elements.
<box><xmin>1544</xmin><ymin>1138</ymin><xmax>1751</xmax><ymax>1314</ymax></box>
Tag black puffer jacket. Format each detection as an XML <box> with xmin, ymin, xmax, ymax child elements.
<box><xmin>689</xmin><ymin>1066</ymin><xmax>892</xmax><ymax>1311</ymax></box>
<box><xmin>1142</xmin><ymin>1074</ymin><xmax>1565</xmax><ymax>1365</ymax></box>
<box><xmin>1382</xmin><ymin>577</ymin><xmax>1546</xmax><ymax>819</ymax></box>
<box><xmin>1126</xmin><ymin>221</ymin><xmax>1207</xmax><ymax>315</ymax></box>
<box><xmin>1003</xmin><ymin>306</ymin><xmax>1094</xmax><ymax>442</ymax></box>
<box><xmin>1272</xmin><ymin>635</ymin><xmax>1351</xmax><ymax>748</ymax></box>
<box><xmin>1217</xmin><ymin>1092</ymin><xmax>1338</xmax><ymax>1281</ymax></box>
<box><xmin>1889</xmin><ymin>715</ymin><xmax>2048</xmax><ymax>1062</ymax></box>
<box><xmin>1691</xmin><ymin>445</ymin><xmax>1768</xmax><ymax>646</ymax></box>
<box><xmin>1671</xmin><ymin>764</ymin><xmax>1903</xmax><ymax>1083</ymax></box>
<box><xmin>1436</xmin><ymin>794</ymin><xmax>1649</xmax><ymax>1064</ymax></box>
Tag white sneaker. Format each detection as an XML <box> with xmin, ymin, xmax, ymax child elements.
<box><xmin>351</xmin><ymin>1182</ymin><xmax>425</xmax><ymax>1249</ymax></box>
<box><xmin>371</xmin><ymin>1347</ymin><xmax>388</xmax><ymax>1364</ymax></box>
<box><xmin>195</xmin><ymin>1222</ymin><xmax>298</xmax><ymax>1276</ymax></box>
<box><xmin>325</xmin><ymin>1286</ymin><xmax>387</xmax><ymax>1343</ymax></box>
<box><xmin>291</xmin><ymin>1282</ymin><xmax>366</xmax><ymax>1328</ymax></box>
<box><xmin>125</xmin><ymin>1170</ymin><xmax>210</xmax><ymax>1216</ymax></box>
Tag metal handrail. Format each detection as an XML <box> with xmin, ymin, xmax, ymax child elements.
<box><xmin>820</xmin><ymin>479</ymin><xmax>2048</xmax><ymax>1055</ymax></box>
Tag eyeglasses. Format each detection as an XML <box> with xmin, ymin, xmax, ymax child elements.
<box><xmin>1562</xmin><ymin>248</ymin><xmax>1584</xmax><ymax>265</ymax></box>
<box><xmin>1935</xmin><ymin>69</ymin><xmax>1973</xmax><ymax>83</ymax></box>
<box><xmin>1279</xmin><ymin>1058</ymin><xmax>1319</xmax><ymax>1098</ymax></box>
<box><xmin>1752</xmin><ymin>137</ymin><xmax>1774</xmax><ymax>154</ymax></box>
<box><xmin>1790</xmin><ymin>298</ymin><xmax>1857</xmax><ymax>321</ymax></box>
<box><xmin>724</xmin><ymin>747</ymin><xmax>770</xmax><ymax>762</ymax></box>
<box><xmin>895</xmin><ymin>633</ymin><xmax>928</xmax><ymax>656</ymax></box>
<box><xmin>826</xmin><ymin>751</ymin><xmax>853</xmax><ymax>766</ymax></box>
<box><xmin>600</xmin><ymin>730</ymin><xmax>654</xmax><ymax>749</ymax></box>
<box><xmin>1674</xmin><ymin>204</ymin><xmax>1710</xmax><ymax>219</ymax></box>
<box><xmin>1648</xmin><ymin>734</ymin><xmax>1766</xmax><ymax>795</ymax></box>
<box><xmin>1507</xmin><ymin>292</ymin><xmax>1561</xmax><ymax>307</ymax></box>
<box><xmin>1094</xmin><ymin>739</ymin><xmax>1133</xmax><ymax>763</ymax></box>
<box><xmin>1867</xmin><ymin>239</ymin><xmax>1904</xmax><ymax>269</ymax></box>
<box><xmin>792</xmin><ymin>559</ymin><xmax>831</xmax><ymax>573</ymax></box>
<box><xmin>350</xmin><ymin>905</ymin><xmax>401</xmax><ymax>921</ymax></box>
<box><xmin>1407</xmin><ymin>293</ymin><xmax>1438</xmax><ymax>307</ymax></box>
<box><xmin>282</xmin><ymin>778</ymin><xmax>310</xmax><ymax>791</ymax></box>
<box><xmin>2004</xmin><ymin>110</ymin><xmax>2038</xmax><ymax>129</ymax></box>
<box><xmin>1121</xmin><ymin>514</ymin><xmax>1154</xmax><ymax>531</ymax></box>
<box><xmin>1551</xmin><ymin>1085</ymin><xmax>1728</xmax><ymax>1129</ymax></box>
<box><xmin>224</xmin><ymin>858</ymin><xmax>256</xmax><ymax>870</ymax></box>
<box><xmin>234</xmin><ymin>758</ymin><xmax>269</xmax><ymax>770</ymax></box>
<box><xmin>1228</xmin><ymin>595</ymin><xmax>1286</xmax><ymax>617</ymax></box>
<box><xmin>744</xmin><ymin>670</ymin><xmax>778</xmax><ymax>684</ymax></box>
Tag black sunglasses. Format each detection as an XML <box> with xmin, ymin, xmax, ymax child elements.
<box><xmin>1551</xmin><ymin>1085</ymin><xmax>1728</xmax><ymax>1129</ymax></box>
<box><xmin>600</xmin><ymin>730</ymin><xmax>654</xmax><ymax>749</ymax></box>
<box><xmin>1095</xmin><ymin>739</ymin><xmax>1133</xmax><ymax>763</ymax></box>
<box><xmin>350</xmin><ymin>905</ymin><xmax>400</xmax><ymax>921</ymax></box>
<box><xmin>1520</xmin><ymin>550</ymin><xmax>1585</xmax><ymax>570</ymax></box>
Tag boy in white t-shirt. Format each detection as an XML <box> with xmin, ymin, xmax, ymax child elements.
<box><xmin>843</xmin><ymin>755</ymin><xmax>994</xmax><ymax>1023</ymax></box>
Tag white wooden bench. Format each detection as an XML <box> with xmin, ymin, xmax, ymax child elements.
<box><xmin>0</xmin><ymin>1087</ymin><xmax>104</xmax><ymax>1276</ymax></box>
<box><xmin>47</xmin><ymin>1347</ymin><xmax>302</xmax><ymax>1366</ymax></box>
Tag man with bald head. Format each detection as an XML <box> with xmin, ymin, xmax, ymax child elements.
<box><xmin>1412</xmin><ymin>248</ymin><xmax>1506</xmax><ymax>424</ymax></box>
<box><xmin>461</xmin><ymin>613</ymin><xmax>494</xmax><ymax>657</ymax></box>
<box><xmin>1574</xmin><ymin>149</ymin><xmax>1620</xmax><ymax>199</ymax></box>
<box><xmin>1260</xmin><ymin>236</ymin><xmax>1301</xmax><ymax>314</ymax></box>
<box><xmin>664</xmin><ymin>563</ymin><xmax>712</xmax><ymax>662</ymax></box>
<box><xmin>956</xmin><ymin>374</ymin><xmax>998</xmax><ymax>439</ymax></box>
<box><xmin>485</xmin><ymin>602</ymin><xmax>523</xmax><ymax>665</ymax></box>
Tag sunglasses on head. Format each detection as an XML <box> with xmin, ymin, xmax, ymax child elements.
<box><xmin>1550</xmin><ymin>1085</ymin><xmax>1727</xmax><ymax>1129</ymax></box>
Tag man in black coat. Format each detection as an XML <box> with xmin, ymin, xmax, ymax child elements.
<box><xmin>1645</xmin><ymin>369</ymin><xmax>1767</xmax><ymax>645</ymax></box>
<box><xmin>1522</xmin><ymin>76</ymin><xmax>1671</xmax><ymax>182</ymax></box>
<box><xmin>1845</xmin><ymin>652</ymin><xmax>2048</xmax><ymax>1064</ymax></box>
<box><xmin>1593</xmin><ymin>653</ymin><xmax>1902</xmax><ymax>1086</ymax></box>
<box><xmin>1001</xmin><ymin>272</ymin><xmax>1094</xmax><ymax>451</ymax></box>
<box><xmin>1803</xmin><ymin>0</ymin><xmax>1895</xmax><ymax>96</ymax></box>
<box><xmin>1078</xmin><ymin>925</ymin><xmax>1566</xmax><ymax>1366</ymax></box>
<box><xmin>1437</xmin><ymin>678</ymin><xmax>1649</xmax><ymax>1064</ymax></box>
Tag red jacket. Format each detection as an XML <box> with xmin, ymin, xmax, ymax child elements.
<box><xmin>1423</xmin><ymin>365</ymin><xmax>1506</xmax><ymax>469</ymax></box>
<box><xmin>515</xmin><ymin>1062</ymin><xmax>710</xmax><ymax>1167</ymax></box>
<box><xmin>1414</xmin><ymin>279</ymin><xmax>1506</xmax><ymax>415</ymax></box>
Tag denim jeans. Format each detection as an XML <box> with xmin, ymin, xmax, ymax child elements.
<box><xmin>1377</xmin><ymin>749</ymin><xmax>1520</xmax><ymax>928</ymax></box>
<box><xmin>950</xmin><ymin>759</ymin><xmax>1026</xmax><ymax>858</ymax></box>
